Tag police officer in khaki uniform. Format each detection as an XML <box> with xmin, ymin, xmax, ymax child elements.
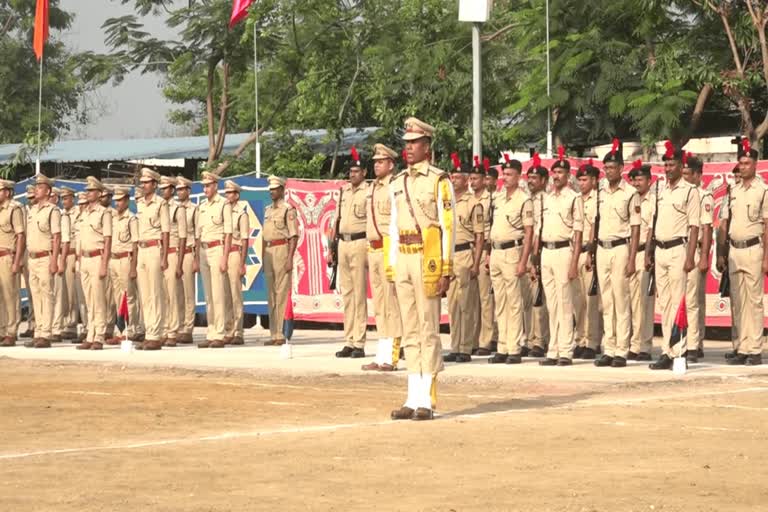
<box><xmin>73</xmin><ymin>192</ymin><xmax>89</xmax><ymax>342</ymax></box>
<box><xmin>25</xmin><ymin>175</ymin><xmax>61</xmax><ymax>348</ymax></box>
<box><xmin>573</xmin><ymin>163</ymin><xmax>602</xmax><ymax>359</ymax></box>
<box><xmin>223</xmin><ymin>180</ymin><xmax>249</xmax><ymax>345</ymax></box>
<box><xmin>158</xmin><ymin>176</ymin><xmax>187</xmax><ymax>346</ymax></box>
<box><xmin>649</xmin><ymin>144</ymin><xmax>700</xmax><ymax>370</ymax></box>
<box><xmin>0</xmin><ymin>179</ymin><xmax>25</xmax><ymax>346</ymax></box>
<box><xmin>99</xmin><ymin>187</ymin><xmax>120</xmax><ymax>342</ymax></box>
<box><xmin>470</xmin><ymin>160</ymin><xmax>495</xmax><ymax>355</ymax></box>
<box><xmin>444</xmin><ymin>159</ymin><xmax>483</xmax><ymax>363</ymax></box>
<box><xmin>136</xmin><ymin>168</ymin><xmax>170</xmax><ymax>351</ymax></box>
<box><xmin>534</xmin><ymin>153</ymin><xmax>584</xmax><ymax>366</ymax></box>
<box><xmin>58</xmin><ymin>187</ymin><xmax>78</xmax><ymax>341</ymax></box>
<box><xmin>388</xmin><ymin>117</ymin><xmax>455</xmax><ymax>421</ymax></box>
<box><xmin>361</xmin><ymin>144</ymin><xmax>403</xmax><ymax>371</ymax></box>
<box><xmin>109</xmin><ymin>187</ymin><xmax>143</xmax><ymax>343</ymax></box>
<box><xmin>628</xmin><ymin>165</ymin><xmax>655</xmax><ymax>360</ymax></box>
<box><xmin>49</xmin><ymin>187</ymin><xmax>70</xmax><ymax>342</ymax></box>
<box><xmin>19</xmin><ymin>185</ymin><xmax>37</xmax><ymax>339</ymax></box>
<box><xmin>594</xmin><ymin>142</ymin><xmax>641</xmax><ymax>368</ymax></box>
<box><xmin>719</xmin><ymin>140</ymin><xmax>767</xmax><ymax>366</ymax></box>
<box><xmin>487</xmin><ymin>158</ymin><xmax>534</xmax><ymax>365</ymax></box>
<box><xmin>525</xmin><ymin>165</ymin><xmax>549</xmax><ymax>357</ymax></box>
<box><xmin>176</xmin><ymin>176</ymin><xmax>198</xmax><ymax>344</ymax></box>
<box><xmin>329</xmin><ymin>149</ymin><xmax>369</xmax><ymax>358</ymax></box>
<box><xmin>262</xmin><ymin>176</ymin><xmax>298</xmax><ymax>346</ymax></box>
<box><xmin>196</xmin><ymin>171</ymin><xmax>232</xmax><ymax>348</ymax></box>
<box><xmin>682</xmin><ymin>155</ymin><xmax>713</xmax><ymax>363</ymax></box>
<box><xmin>76</xmin><ymin>177</ymin><xmax>112</xmax><ymax>350</ymax></box>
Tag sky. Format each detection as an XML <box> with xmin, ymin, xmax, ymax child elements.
<box><xmin>60</xmin><ymin>0</ymin><xmax>189</xmax><ymax>140</ymax></box>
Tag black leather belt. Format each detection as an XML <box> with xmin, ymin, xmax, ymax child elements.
<box><xmin>542</xmin><ymin>240</ymin><xmax>570</xmax><ymax>250</ymax></box>
<box><xmin>455</xmin><ymin>242</ymin><xmax>473</xmax><ymax>252</ymax></box>
<box><xmin>730</xmin><ymin>237</ymin><xmax>761</xmax><ymax>249</ymax></box>
<box><xmin>581</xmin><ymin>242</ymin><xmax>593</xmax><ymax>253</ymax></box>
<box><xmin>598</xmin><ymin>237</ymin><xmax>629</xmax><ymax>249</ymax></box>
<box><xmin>655</xmin><ymin>237</ymin><xmax>687</xmax><ymax>250</ymax></box>
<box><xmin>492</xmin><ymin>239</ymin><xmax>524</xmax><ymax>250</ymax></box>
<box><xmin>339</xmin><ymin>232</ymin><xmax>366</xmax><ymax>242</ymax></box>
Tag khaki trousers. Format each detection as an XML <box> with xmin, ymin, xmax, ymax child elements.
<box><xmin>655</xmin><ymin>244</ymin><xmax>687</xmax><ymax>357</ymax></box>
<box><xmin>137</xmin><ymin>245</ymin><xmax>167</xmax><ymax>342</ymax></box>
<box><xmin>264</xmin><ymin>244</ymin><xmax>290</xmax><ymax>342</ymax></box>
<box><xmin>338</xmin><ymin>238</ymin><xmax>368</xmax><ymax>349</ymax></box>
<box><xmin>0</xmin><ymin>254</ymin><xmax>20</xmax><ymax>337</ymax></box>
<box><xmin>62</xmin><ymin>253</ymin><xmax>77</xmax><ymax>335</ymax></box>
<box><xmin>685</xmin><ymin>251</ymin><xmax>706</xmax><ymax>352</ymax></box>
<box><xmin>104</xmin><ymin>269</ymin><xmax>115</xmax><ymax>337</ymax></box>
<box><xmin>541</xmin><ymin>246</ymin><xmax>577</xmax><ymax>359</ymax></box>
<box><xmin>225</xmin><ymin>250</ymin><xmax>244</xmax><ymax>338</ymax></box>
<box><xmin>477</xmin><ymin>248</ymin><xmax>496</xmax><ymax>349</ymax></box>
<box><xmin>80</xmin><ymin>254</ymin><xmax>107</xmax><ymax>343</ymax></box>
<box><xmin>574</xmin><ymin>252</ymin><xmax>601</xmax><ymax>350</ymax></box>
<box><xmin>51</xmin><ymin>271</ymin><xmax>67</xmax><ymax>336</ymax></box>
<box><xmin>525</xmin><ymin>277</ymin><xmax>549</xmax><ymax>349</ymax></box>
<box><xmin>74</xmin><ymin>268</ymin><xmax>87</xmax><ymax>332</ymax></box>
<box><xmin>21</xmin><ymin>264</ymin><xmax>35</xmax><ymax>331</ymax></box>
<box><xmin>367</xmin><ymin>248</ymin><xmax>402</xmax><ymax>339</ymax></box>
<box><xmin>200</xmin><ymin>244</ymin><xmax>230</xmax><ymax>341</ymax></box>
<box><xmin>163</xmin><ymin>252</ymin><xmax>182</xmax><ymax>340</ymax></box>
<box><xmin>629</xmin><ymin>250</ymin><xmax>655</xmax><ymax>354</ymax></box>
<box><xmin>28</xmin><ymin>255</ymin><xmax>54</xmax><ymax>339</ymax></box>
<box><xmin>109</xmin><ymin>256</ymin><xmax>143</xmax><ymax>337</ymax></box>
<box><xmin>489</xmin><ymin>246</ymin><xmax>525</xmax><ymax>355</ymax></box>
<box><xmin>180</xmin><ymin>246</ymin><xmax>196</xmax><ymax>335</ymax></box>
<box><xmin>729</xmin><ymin>245</ymin><xmax>765</xmax><ymax>355</ymax></box>
<box><xmin>596</xmin><ymin>244</ymin><xmax>631</xmax><ymax>358</ymax></box>
<box><xmin>448</xmin><ymin>249</ymin><xmax>479</xmax><ymax>355</ymax></box>
<box><xmin>394</xmin><ymin>251</ymin><xmax>443</xmax><ymax>375</ymax></box>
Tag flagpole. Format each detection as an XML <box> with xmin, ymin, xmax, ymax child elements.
<box><xmin>35</xmin><ymin>54</ymin><xmax>43</xmax><ymax>176</ymax></box>
<box><xmin>253</xmin><ymin>22</ymin><xmax>261</xmax><ymax>178</ymax></box>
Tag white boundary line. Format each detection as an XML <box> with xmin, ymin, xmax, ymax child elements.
<box><xmin>1</xmin><ymin>386</ymin><xmax>767</xmax><ymax>462</ymax></box>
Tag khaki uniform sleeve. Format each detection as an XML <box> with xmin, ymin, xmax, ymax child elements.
<box><xmin>532</xmin><ymin>196</ymin><xmax>543</xmax><ymax>233</ymax></box>
<box><xmin>11</xmin><ymin>207</ymin><xmax>24</xmax><ymax>235</ymax></box>
<box><xmin>628</xmin><ymin>193</ymin><xmax>641</xmax><ymax>226</ymax></box>
<box><xmin>762</xmin><ymin>189</ymin><xmax>768</xmax><ymax>220</ymax></box>
<box><xmin>195</xmin><ymin>207</ymin><xmax>202</xmax><ymax>239</ymax></box>
<box><xmin>686</xmin><ymin>187</ymin><xmax>701</xmax><ymax>228</ymax></box>
<box><xmin>720</xmin><ymin>193</ymin><xmax>730</xmax><ymax>220</ymax></box>
<box><xmin>60</xmin><ymin>214</ymin><xmax>71</xmax><ymax>244</ymax></box>
<box><xmin>177</xmin><ymin>205</ymin><xmax>187</xmax><ymax>240</ymax></box>
<box><xmin>573</xmin><ymin>196</ymin><xmax>584</xmax><ymax>233</ymax></box>
<box><xmin>129</xmin><ymin>216</ymin><xmax>139</xmax><ymax>242</ymax></box>
<box><xmin>471</xmin><ymin>202</ymin><xmax>484</xmax><ymax>235</ymax></box>
<box><xmin>239</xmin><ymin>211</ymin><xmax>249</xmax><ymax>239</ymax></box>
<box><xmin>102</xmin><ymin>209</ymin><xmax>113</xmax><ymax>238</ymax></box>
<box><xmin>287</xmin><ymin>207</ymin><xmax>298</xmax><ymax>238</ymax></box>
<box><xmin>700</xmin><ymin>194</ymin><xmax>714</xmax><ymax>226</ymax></box>
<box><xmin>222</xmin><ymin>203</ymin><xmax>233</xmax><ymax>234</ymax></box>
<box><xmin>522</xmin><ymin>198</ymin><xmax>534</xmax><ymax>227</ymax></box>
<box><xmin>159</xmin><ymin>202</ymin><xmax>170</xmax><ymax>233</ymax></box>
<box><xmin>50</xmin><ymin>208</ymin><xmax>61</xmax><ymax>235</ymax></box>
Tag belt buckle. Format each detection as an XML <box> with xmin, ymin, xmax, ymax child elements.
<box><xmin>604</xmin><ymin>240</ymin><xmax>613</xmax><ymax>249</ymax></box>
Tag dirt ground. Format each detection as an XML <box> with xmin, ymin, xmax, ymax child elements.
<box><xmin>1</xmin><ymin>358</ymin><xmax>768</xmax><ymax>512</ymax></box>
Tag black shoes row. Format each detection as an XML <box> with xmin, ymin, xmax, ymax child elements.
<box><xmin>335</xmin><ymin>346</ymin><xmax>365</xmax><ymax>358</ymax></box>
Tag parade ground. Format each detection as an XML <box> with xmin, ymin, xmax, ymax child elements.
<box><xmin>2</xmin><ymin>326</ymin><xmax>768</xmax><ymax>512</ymax></box>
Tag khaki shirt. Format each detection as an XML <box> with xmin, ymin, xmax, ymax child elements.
<box><xmin>336</xmin><ymin>182</ymin><xmax>367</xmax><ymax>235</ymax></box>
<box><xmin>656</xmin><ymin>179</ymin><xmax>700</xmax><ymax>241</ymax></box>
<box><xmin>231</xmin><ymin>200</ymin><xmax>250</xmax><ymax>245</ymax></box>
<box><xmin>536</xmin><ymin>187</ymin><xmax>584</xmax><ymax>242</ymax></box>
<box><xmin>581</xmin><ymin>190</ymin><xmax>597</xmax><ymax>239</ymax></box>
<box><xmin>79</xmin><ymin>204</ymin><xmax>113</xmax><ymax>252</ymax></box>
<box><xmin>263</xmin><ymin>199</ymin><xmax>297</xmax><ymax>242</ymax></box>
<box><xmin>165</xmin><ymin>200</ymin><xmax>188</xmax><ymax>249</ymax></box>
<box><xmin>27</xmin><ymin>202</ymin><xmax>61</xmax><ymax>253</ymax></box>
<box><xmin>60</xmin><ymin>210</ymin><xmax>71</xmax><ymax>245</ymax></box>
<box><xmin>63</xmin><ymin>207</ymin><xmax>77</xmax><ymax>246</ymax></box>
<box><xmin>475</xmin><ymin>190</ymin><xmax>492</xmax><ymax>240</ymax></box>
<box><xmin>699</xmin><ymin>187</ymin><xmax>714</xmax><ymax>227</ymax></box>
<box><xmin>721</xmin><ymin>178</ymin><xmax>768</xmax><ymax>240</ymax></box>
<box><xmin>197</xmin><ymin>194</ymin><xmax>232</xmax><ymax>243</ymax></box>
<box><xmin>638</xmin><ymin>192</ymin><xmax>656</xmax><ymax>244</ymax></box>
<box><xmin>180</xmin><ymin>199</ymin><xmax>199</xmax><ymax>247</ymax></box>
<box><xmin>0</xmin><ymin>200</ymin><xmax>24</xmax><ymax>250</ymax></box>
<box><xmin>112</xmin><ymin>209</ymin><xmax>138</xmax><ymax>254</ymax></box>
<box><xmin>366</xmin><ymin>175</ymin><xmax>394</xmax><ymax>241</ymax></box>
<box><xmin>490</xmin><ymin>187</ymin><xmax>533</xmax><ymax>243</ymax></box>
<box><xmin>598</xmin><ymin>180</ymin><xmax>641</xmax><ymax>240</ymax></box>
<box><xmin>137</xmin><ymin>194</ymin><xmax>170</xmax><ymax>242</ymax></box>
<box><xmin>455</xmin><ymin>190</ymin><xmax>484</xmax><ymax>244</ymax></box>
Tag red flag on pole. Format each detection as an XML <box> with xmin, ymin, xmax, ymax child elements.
<box><xmin>33</xmin><ymin>0</ymin><xmax>49</xmax><ymax>61</ymax></box>
<box><xmin>229</xmin><ymin>0</ymin><xmax>254</xmax><ymax>28</ymax></box>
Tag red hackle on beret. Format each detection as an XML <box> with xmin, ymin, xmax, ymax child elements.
<box><xmin>473</xmin><ymin>155</ymin><xmax>480</xmax><ymax>168</ymax></box>
<box><xmin>350</xmin><ymin>146</ymin><xmax>360</xmax><ymax>165</ymax></box>
<box><xmin>632</xmin><ymin>159</ymin><xmax>642</xmax><ymax>170</ymax></box>
<box><xmin>557</xmin><ymin>145</ymin><xmax>565</xmax><ymax>161</ymax></box>
<box><xmin>532</xmin><ymin>153</ymin><xmax>541</xmax><ymax>168</ymax></box>
<box><xmin>743</xmin><ymin>138</ymin><xmax>751</xmax><ymax>154</ymax></box>
<box><xmin>503</xmin><ymin>153</ymin><xmax>511</xmax><ymax>164</ymax></box>
<box><xmin>483</xmin><ymin>157</ymin><xmax>490</xmax><ymax>173</ymax></box>
<box><xmin>664</xmin><ymin>140</ymin><xmax>675</xmax><ymax>159</ymax></box>
<box><xmin>610</xmin><ymin>138</ymin><xmax>620</xmax><ymax>155</ymax></box>
<box><xmin>451</xmin><ymin>152</ymin><xmax>461</xmax><ymax>170</ymax></box>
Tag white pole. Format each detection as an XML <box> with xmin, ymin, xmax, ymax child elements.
<box><xmin>545</xmin><ymin>0</ymin><xmax>552</xmax><ymax>158</ymax></box>
<box><xmin>472</xmin><ymin>23</ymin><xmax>482</xmax><ymax>159</ymax></box>
<box><xmin>254</xmin><ymin>23</ymin><xmax>261</xmax><ymax>178</ymax></box>
<box><xmin>35</xmin><ymin>55</ymin><xmax>43</xmax><ymax>175</ymax></box>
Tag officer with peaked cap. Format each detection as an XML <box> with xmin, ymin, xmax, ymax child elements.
<box><xmin>196</xmin><ymin>171</ymin><xmax>232</xmax><ymax>348</ymax></box>
<box><xmin>0</xmin><ymin>179</ymin><xmax>25</xmax><ymax>346</ymax></box>
<box><xmin>262</xmin><ymin>175</ymin><xmax>298</xmax><ymax>346</ymax></box>
<box><xmin>135</xmin><ymin>168</ymin><xmax>170</xmax><ymax>350</ymax></box>
<box><xmin>158</xmin><ymin>175</ymin><xmax>186</xmax><ymax>346</ymax></box>
<box><xmin>48</xmin><ymin>186</ymin><xmax>70</xmax><ymax>342</ymax></box>
<box><xmin>222</xmin><ymin>180</ymin><xmax>249</xmax><ymax>345</ymax></box>
<box><xmin>175</xmin><ymin>175</ymin><xmax>198</xmax><ymax>344</ymax></box>
<box><xmin>19</xmin><ymin>184</ymin><xmax>37</xmax><ymax>339</ymax></box>
<box><xmin>72</xmin><ymin>191</ymin><xmax>89</xmax><ymax>341</ymax></box>
<box><xmin>57</xmin><ymin>187</ymin><xmax>79</xmax><ymax>341</ymax></box>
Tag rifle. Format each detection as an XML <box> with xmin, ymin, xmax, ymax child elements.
<box><xmin>646</xmin><ymin>180</ymin><xmax>659</xmax><ymax>296</ymax></box>
<box><xmin>328</xmin><ymin>188</ymin><xmax>343</xmax><ymax>290</ymax></box>
<box><xmin>719</xmin><ymin>184</ymin><xmax>732</xmax><ymax>297</ymax></box>
<box><xmin>533</xmin><ymin>193</ymin><xmax>545</xmax><ymax>307</ymax></box>
<box><xmin>588</xmin><ymin>184</ymin><xmax>600</xmax><ymax>296</ymax></box>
